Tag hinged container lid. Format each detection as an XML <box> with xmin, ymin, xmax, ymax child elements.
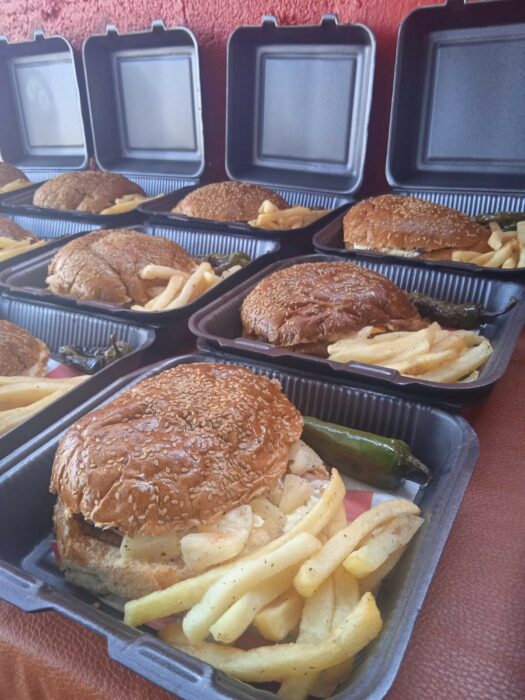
<box><xmin>0</xmin><ymin>30</ymin><xmax>89</xmax><ymax>180</ymax></box>
<box><xmin>226</xmin><ymin>14</ymin><xmax>376</xmax><ymax>196</ymax></box>
<box><xmin>387</xmin><ymin>0</ymin><xmax>525</xmax><ymax>194</ymax></box>
<box><xmin>82</xmin><ymin>20</ymin><xmax>204</xmax><ymax>189</ymax></box>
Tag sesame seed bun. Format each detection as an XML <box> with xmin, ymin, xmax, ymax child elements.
<box><xmin>33</xmin><ymin>171</ymin><xmax>145</xmax><ymax>213</ymax></box>
<box><xmin>51</xmin><ymin>363</ymin><xmax>303</xmax><ymax>537</ymax></box>
<box><xmin>50</xmin><ymin>363</ymin><xmax>303</xmax><ymax>599</ymax></box>
<box><xmin>172</xmin><ymin>181</ymin><xmax>288</xmax><ymax>222</ymax></box>
<box><xmin>0</xmin><ymin>162</ymin><xmax>28</xmax><ymax>188</ymax></box>
<box><xmin>241</xmin><ymin>262</ymin><xmax>425</xmax><ymax>355</ymax></box>
<box><xmin>46</xmin><ymin>229</ymin><xmax>196</xmax><ymax>306</ymax></box>
<box><xmin>343</xmin><ymin>195</ymin><xmax>491</xmax><ymax>256</ymax></box>
<box><xmin>0</xmin><ymin>320</ymin><xmax>49</xmax><ymax>376</ymax></box>
<box><xmin>0</xmin><ymin>216</ymin><xmax>38</xmax><ymax>242</ymax></box>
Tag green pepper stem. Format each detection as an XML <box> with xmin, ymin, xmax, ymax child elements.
<box><xmin>404</xmin><ymin>454</ymin><xmax>432</xmax><ymax>488</ymax></box>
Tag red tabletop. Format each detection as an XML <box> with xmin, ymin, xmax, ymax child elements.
<box><xmin>1</xmin><ymin>333</ymin><xmax>524</xmax><ymax>700</ymax></box>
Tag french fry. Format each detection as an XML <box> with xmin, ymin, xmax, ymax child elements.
<box><xmin>0</xmin><ymin>178</ymin><xmax>30</xmax><ymax>194</ymax></box>
<box><xmin>277</xmin><ymin>577</ymin><xmax>334</xmax><ymax>700</ymax></box>
<box><xmin>0</xmin><ymin>375</ymin><xmax>86</xmax><ymax>386</ymax></box>
<box><xmin>359</xmin><ymin>545</ymin><xmax>407</xmax><ymax>595</ymax></box>
<box><xmin>0</xmin><ymin>390</ymin><xmax>64</xmax><ymax>436</ymax></box>
<box><xmin>343</xmin><ymin>514</ymin><xmax>423</xmax><ymax>578</ymax></box>
<box><xmin>451</xmin><ymin>250</ymin><xmax>480</xmax><ymax>262</ymax></box>
<box><xmin>182</xmin><ymin>532</ymin><xmax>320</xmax><ymax>643</ymax></box>
<box><xmin>146</xmin><ymin>274</ymin><xmax>185</xmax><ymax>311</ymax></box>
<box><xmin>517</xmin><ymin>229</ymin><xmax>525</xmax><ymax>267</ymax></box>
<box><xmin>416</xmin><ymin>339</ymin><xmax>493</xmax><ymax>383</ymax></box>
<box><xmin>139</xmin><ymin>264</ymin><xmax>182</xmax><ymax>280</ymax></box>
<box><xmin>294</xmin><ymin>499</ymin><xmax>420</xmax><ymax>598</ymax></box>
<box><xmin>0</xmin><ymin>383</ymin><xmax>65</xmax><ymax>410</ymax></box>
<box><xmin>488</xmin><ymin>223</ymin><xmax>504</xmax><ymax>250</ymax></box>
<box><xmin>253</xmin><ymin>589</ymin><xmax>304</xmax><ymax>642</ymax></box>
<box><xmin>164</xmin><ymin>263</ymin><xmax>211</xmax><ymax>310</ymax></box>
<box><xmin>249</xmin><ymin>203</ymin><xmax>329</xmax><ymax>230</ymax></box>
<box><xmin>325</xmin><ymin>502</ymin><xmax>348</xmax><ymax>539</ymax></box>
<box><xmin>328</xmin><ymin>327</ymin><xmax>433</xmax><ymax>364</ymax></box>
<box><xmin>479</xmin><ymin>240</ymin><xmax>515</xmax><ymax>268</ymax></box>
<box><xmin>160</xmin><ymin>592</ymin><xmax>382</xmax><ymax>683</ymax></box>
<box><xmin>209</xmin><ymin>566</ymin><xmax>298</xmax><ymax>643</ymax></box>
<box><xmin>100</xmin><ymin>193</ymin><xmax>162</xmax><ymax>215</ymax></box>
<box><xmin>124</xmin><ymin>470</ymin><xmax>345</xmax><ymax>627</ymax></box>
<box><xmin>386</xmin><ymin>348</ymin><xmax>458</xmax><ymax>375</ymax></box>
<box><xmin>0</xmin><ymin>239</ymin><xmax>45</xmax><ymax>262</ymax></box>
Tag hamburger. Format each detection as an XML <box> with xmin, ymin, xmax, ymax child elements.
<box><xmin>50</xmin><ymin>363</ymin><xmax>329</xmax><ymax>599</ymax></box>
<box><xmin>0</xmin><ymin>320</ymin><xmax>49</xmax><ymax>376</ymax></box>
<box><xmin>33</xmin><ymin>171</ymin><xmax>145</xmax><ymax>214</ymax></box>
<box><xmin>0</xmin><ymin>216</ymin><xmax>38</xmax><ymax>243</ymax></box>
<box><xmin>0</xmin><ymin>162</ymin><xmax>29</xmax><ymax>194</ymax></box>
<box><xmin>172</xmin><ymin>181</ymin><xmax>288</xmax><ymax>222</ymax></box>
<box><xmin>241</xmin><ymin>262</ymin><xmax>425</xmax><ymax>356</ymax></box>
<box><xmin>46</xmin><ymin>229</ymin><xmax>196</xmax><ymax>306</ymax></box>
<box><xmin>343</xmin><ymin>195</ymin><xmax>491</xmax><ymax>260</ymax></box>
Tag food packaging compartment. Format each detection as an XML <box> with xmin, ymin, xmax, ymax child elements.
<box><xmin>140</xmin><ymin>14</ymin><xmax>376</xmax><ymax>249</ymax></box>
<box><xmin>0</xmin><ymin>30</ymin><xmax>90</xmax><ymax>185</ymax></box>
<box><xmin>0</xmin><ymin>351</ymin><xmax>478</xmax><ymax>699</ymax></box>
<box><xmin>0</xmin><ymin>213</ymin><xmax>105</xmax><ymax>272</ymax></box>
<box><xmin>0</xmin><ymin>293</ymin><xmax>155</xmax><ymax>461</ymax></box>
<box><xmin>189</xmin><ymin>254</ymin><xmax>525</xmax><ymax>407</ymax></box>
<box><xmin>0</xmin><ymin>224</ymin><xmax>281</xmax><ymax>328</ymax></box>
<box><xmin>314</xmin><ymin>0</ymin><xmax>525</xmax><ymax>278</ymax></box>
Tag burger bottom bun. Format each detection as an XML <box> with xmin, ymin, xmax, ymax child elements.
<box><xmin>54</xmin><ymin>501</ymin><xmax>182</xmax><ymax>599</ymax></box>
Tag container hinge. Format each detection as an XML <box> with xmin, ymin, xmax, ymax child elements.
<box><xmin>261</xmin><ymin>15</ymin><xmax>278</xmax><ymax>28</ymax></box>
<box><xmin>321</xmin><ymin>14</ymin><xmax>340</xmax><ymax>26</ymax></box>
<box><xmin>105</xmin><ymin>24</ymin><xmax>119</xmax><ymax>36</ymax></box>
<box><xmin>151</xmin><ymin>19</ymin><xmax>167</xmax><ymax>32</ymax></box>
<box><xmin>447</xmin><ymin>0</ymin><xmax>468</xmax><ymax>10</ymax></box>
<box><xmin>33</xmin><ymin>28</ymin><xmax>46</xmax><ymax>41</ymax></box>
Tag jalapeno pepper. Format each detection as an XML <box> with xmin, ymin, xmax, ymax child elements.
<box><xmin>59</xmin><ymin>334</ymin><xmax>132</xmax><ymax>374</ymax></box>
<box><xmin>301</xmin><ymin>416</ymin><xmax>431</xmax><ymax>490</ymax></box>
<box><xmin>408</xmin><ymin>292</ymin><xmax>517</xmax><ymax>330</ymax></box>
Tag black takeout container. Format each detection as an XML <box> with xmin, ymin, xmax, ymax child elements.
<box><xmin>140</xmin><ymin>14</ymin><xmax>376</xmax><ymax>250</ymax></box>
<box><xmin>0</xmin><ymin>293</ymin><xmax>155</xmax><ymax>461</ymax></box>
<box><xmin>0</xmin><ymin>352</ymin><xmax>478</xmax><ymax>699</ymax></box>
<box><xmin>315</xmin><ymin>0</ymin><xmax>525</xmax><ymax>278</ymax></box>
<box><xmin>189</xmin><ymin>254</ymin><xmax>525</xmax><ymax>407</ymax></box>
<box><xmin>0</xmin><ymin>223</ymin><xmax>280</xmax><ymax>331</ymax></box>
<box><xmin>0</xmin><ymin>29</ymin><xmax>90</xmax><ymax>194</ymax></box>
<box><xmin>1</xmin><ymin>21</ymin><xmax>205</xmax><ymax>228</ymax></box>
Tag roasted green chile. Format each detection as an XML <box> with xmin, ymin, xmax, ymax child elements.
<box><xmin>408</xmin><ymin>292</ymin><xmax>517</xmax><ymax>330</ymax></box>
<box><xmin>198</xmin><ymin>251</ymin><xmax>251</xmax><ymax>275</ymax></box>
<box><xmin>302</xmin><ymin>416</ymin><xmax>431</xmax><ymax>490</ymax></box>
<box><xmin>475</xmin><ymin>211</ymin><xmax>525</xmax><ymax>230</ymax></box>
<box><xmin>59</xmin><ymin>335</ymin><xmax>132</xmax><ymax>374</ymax></box>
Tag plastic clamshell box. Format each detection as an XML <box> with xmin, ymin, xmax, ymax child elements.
<box><xmin>0</xmin><ymin>224</ymin><xmax>281</xmax><ymax>326</ymax></box>
<box><xmin>0</xmin><ymin>29</ymin><xmax>89</xmax><ymax>183</ymax></box>
<box><xmin>189</xmin><ymin>254</ymin><xmax>525</xmax><ymax>407</ymax></box>
<box><xmin>314</xmin><ymin>0</ymin><xmax>525</xmax><ymax>278</ymax></box>
<box><xmin>1</xmin><ymin>20</ymin><xmax>205</xmax><ymax>228</ymax></box>
<box><xmin>140</xmin><ymin>14</ymin><xmax>376</xmax><ymax>247</ymax></box>
<box><xmin>0</xmin><ymin>293</ymin><xmax>155</xmax><ymax>461</ymax></box>
<box><xmin>0</xmin><ymin>352</ymin><xmax>478</xmax><ymax>699</ymax></box>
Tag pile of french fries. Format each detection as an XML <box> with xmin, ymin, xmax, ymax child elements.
<box><xmin>328</xmin><ymin>322</ymin><xmax>493</xmax><ymax>383</ymax></box>
<box><xmin>131</xmin><ymin>261</ymin><xmax>233</xmax><ymax>312</ymax></box>
<box><xmin>249</xmin><ymin>199</ymin><xmax>329</xmax><ymax>230</ymax></box>
<box><xmin>453</xmin><ymin>221</ymin><xmax>525</xmax><ymax>268</ymax></box>
<box><xmin>0</xmin><ymin>235</ymin><xmax>44</xmax><ymax>262</ymax></box>
<box><xmin>124</xmin><ymin>469</ymin><xmax>423</xmax><ymax>699</ymax></box>
<box><xmin>0</xmin><ymin>178</ymin><xmax>31</xmax><ymax>195</ymax></box>
<box><xmin>100</xmin><ymin>193</ymin><xmax>163</xmax><ymax>215</ymax></box>
<box><xmin>0</xmin><ymin>374</ymin><xmax>88</xmax><ymax>436</ymax></box>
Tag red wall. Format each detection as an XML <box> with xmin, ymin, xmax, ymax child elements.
<box><xmin>0</xmin><ymin>0</ymin><xmax>443</xmax><ymax>195</ymax></box>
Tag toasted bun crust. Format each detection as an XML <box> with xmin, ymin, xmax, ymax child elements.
<box><xmin>343</xmin><ymin>195</ymin><xmax>490</xmax><ymax>253</ymax></box>
<box><xmin>50</xmin><ymin>363</ymin><xmax>303</xmax><ymax>537</ymax></box>
<box><xmin>172</xmin><ymin>181</ymin><xmax>288</xmax><ymax>222</ymax></box>
<box><xmin>241</xmin><ymin>262</ymin><xmax>425</xmax><ymax>353</ymax></box>
<box><xmin>53</xmin><ymin>501</ymin><xmax>182</xmax><ymax>599</ymax></box>
<box><xmin>33</xmin><ymin>171</ymin><xmax>145</xmax><ymax>213</ymax></box>
<box><xmin>0</xmin><ymin>217</ymin><xmax>37</xmax><ymax>242</ymax></box>
<box><xmin>46</xmin><ymin>229</ymin><xmax>196</xmax><ymax>306</ymax></box>
<box><xmin>0</xmin><ymin>162</ymin><xmax>28</xmax><ymax>188</ymax></box>
<box><xmin>0</xmin><ymin>320</ymin><xmax>49</xmax><ymax>376</ymax></box>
